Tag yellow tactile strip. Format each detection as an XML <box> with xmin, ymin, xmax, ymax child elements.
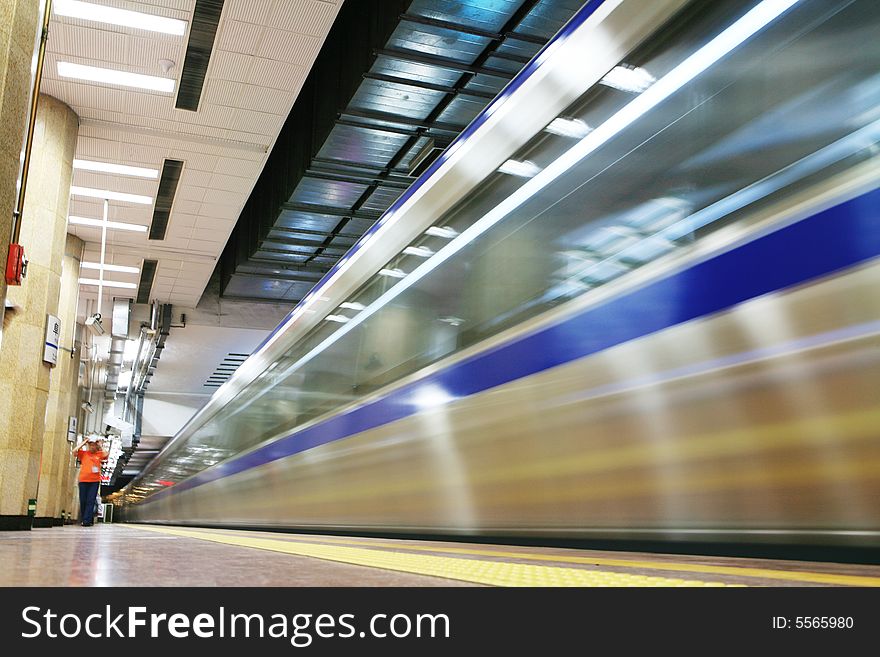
<box><xmin>132</xmin><ymin>525</ymin><xmax>739</xmax><ymax>587</ymax></box>
<box><xmin>203</xmin><ymin>531</ymin><xmax>880</xmax><ymax>587</ymax></box>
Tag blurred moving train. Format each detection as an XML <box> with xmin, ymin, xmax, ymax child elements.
<box><xmin>118</xmin><ymin>0</ymin><xmax>880</xmax><ymax>549</ymax></box>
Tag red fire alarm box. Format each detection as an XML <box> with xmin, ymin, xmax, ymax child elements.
<box><xmin>5</xmin><ymin>244</ymin><xmax>26</xmax><ymax>285</ymax></box>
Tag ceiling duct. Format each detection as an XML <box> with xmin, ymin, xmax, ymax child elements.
<box><xmin>407</xmin><ymin>137</ymin><xmax>449</xmax><ymax>178</ymax></box>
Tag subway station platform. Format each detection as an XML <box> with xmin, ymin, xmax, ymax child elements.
<box><xmin>3</xmin><ymin>525</ymin><xmax>880</xmax><ymax>587</ymax></box>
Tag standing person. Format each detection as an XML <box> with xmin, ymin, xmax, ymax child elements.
<box><xmin>74</xmin><ymin>436</ymin><xmax>107</xmax><ymax>526</ymax></box>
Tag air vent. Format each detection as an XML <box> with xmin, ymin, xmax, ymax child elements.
<box><xmin>149</xmin><ymin>159</ymin><xmax>184</xmax><ymax>240</ymax></box>
<box><xmin>408</xmin><ymin>137</ymin><xmax>447</xmax><ymax>178</ymax></box>
<box><xmin>202</xmin><ymin>352</ymin><xmax>249</xmax><ymax>388</ymax></box>
<box><xmin>136</xmin><ymin>259</ymin><xmax>158</xmax><ymax>304</ymax></box>
<box><xmin>175</xmin><ymin>0</ymin><xmax>225</xmax><ymax>111</ymax></box>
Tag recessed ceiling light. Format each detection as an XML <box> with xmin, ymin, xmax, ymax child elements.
<box><xmin>545</xmin><ymin>117</ymin><xmax>592</xmax><ymax>139</ymax></box>
<box><xmin>54</xmin><ymin>0</ymin><xmax>187</xmax><ymax>36</ymax></box>
<box><xmin>58</xmin><ymin>62</ymin><xmax>175</xmax><ymax>93</ymax></box>
<box><xmin>339</xmin><ymin>302</ymin><xmax>365</xmax><ymax>311</ymax></box>
<box><xmin>600</xmin><ymin>65</ymin><xmax>656</xmax><ymax>93</ymax></box>
<box><xmin>69</xmin><ymin>216</ymin><xmax>148</xmax><ymax>232</ymax></box>
<box><xmin>498</xmin><ymin>159</ymin><xmax>541</xmax><ymax>178</ymax></box>
<box><xmin>73</xmin><ymin>159</ymin><xmax>159</xmax><ymax>179</ymax></box>
<box><xmin>325</xmin><ymin>315</ymin><xmax>350</xmax><ymax>323</ymax></box>
<box><xmin>80</xmin><ymin>262</ymin><xmax>140</xmax><ymax>274</ymax></box>
<box><xmin>378</xmin><ymin>268</ymin><xmax>406</xmax><ymax>279</ymax></box>
<box><xmin>78</xmin><ymin>278</ymin><xmax>137</xmax><ymax>289</ymax></box>
<box><xmin>70</xmin><ymin>186</ymin><xmax>153</xmax><ymax>204</ymax></box>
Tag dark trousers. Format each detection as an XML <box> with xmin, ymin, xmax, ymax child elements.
<box><xmin>78</xmin><ymin>481</ymin><xmax>100</xmax><ymax>525</ymax></box>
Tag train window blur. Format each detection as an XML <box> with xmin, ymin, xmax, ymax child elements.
<box><xmin>134</xmin><ymin>0</ymin><xmax>880</xmax><ymax>498</ymax></box>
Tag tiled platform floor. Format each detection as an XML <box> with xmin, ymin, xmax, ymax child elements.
<box><xmin>1</xmin><ymin>524</ymin><xmax>879</xmax><ymax>587</ymax></box>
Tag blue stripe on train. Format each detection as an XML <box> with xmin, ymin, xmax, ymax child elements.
<box><xmin>150</xmin><ymin>185</ymin><xmax>880</xmax><ymax>502</ymax></box>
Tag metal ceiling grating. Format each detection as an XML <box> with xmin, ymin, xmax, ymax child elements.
<box><xmin>149</xmin><ymin>159</ymin><xmax>185</xmax><ymax>241</ymax></box>
<box><xmin>136</xmin><ymin>259</ymin><xmax>158</xmax><ymax>304</ymax></box>
<box><xmin>203</xmin><ymin>351</ymin><xmax>250</xmax><ymax>388</ymax></box>
<box><xmin>176</xmin><ymin>0</ymin><xmax>225</xmax><ymax>111</ymax></box>
<box><xmin>220</xmin><ymin>0</ymin><xmax>584</xmax><ymax>302</ymax></box>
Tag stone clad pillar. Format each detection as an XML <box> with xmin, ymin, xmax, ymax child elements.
<box><xmin>0</xmin><ymin>0</ymin><xmax>40</xmax><ymax>332</ymax></box>
<box><xmin>0</xmin><ymin>94</ymin><xmax>78</xmax><ymax>530</ymax></box>
<box><xmin>34</xmin><ymin>234</ymin><xmax>84</xmax><ymax>526</ymax></box>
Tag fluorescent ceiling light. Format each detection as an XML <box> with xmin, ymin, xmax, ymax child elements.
<box><xmin>403</xmin><ymin>245</ymin><xmax>434</xmax><ymax>258</ymax></box>
<box><xmin>73</xmin><ymin>159</ymin><xmax>159</xmax><ymax>179</ymax></box>
<box><xmin>69</xmin><ymin>216</ymin><xmax>148</xmax><ymax>232</ymax></box>
<box><xmin>78</xmin><ymin>278</ymin><xmax>137</xmax><ymax>289</ymax></box>
<box><xmin>81</xmin><ymin>262</ymin><xmax>140</xmax><ymax>274</ymax></box>
<box><xmin>339</xmin><ymin>302</ymin><xmax>365</xmax><ymax>311</ymax></box>
<box><xmin>325</xmin><ymin>315</ymin><xmax>350</xmax><ymax>323</ymax></box>
<box><xmin>70</xmin><ymin>186</ymin><xmax>153</xmax><ymax>204</ymax></box>
<box><xmin>58</xmin><ymin>62</ymin><xmax>175</xmax><ymax>93</ymax></box>
<box><xmin>425</xmin><ymin>226</ymin><xmax>458</xmax><ymax>239</ymax></box>
<box><xmin>54</xmin><ymin>0</ymin><xmax>187</xmax><ymax>36</ymax></box>
<box><xmin>378</xmin><ymin>268</ymin><xmax>406</xmax><ymax>279</ymax></box>
<box><xmin>498</xmin><ymin>159</ymin><xmax>541</xmax><ymax>178</ymax></box>
<box><xmin>545</xmin><ymin>117</ymin><xmax>592</xmax><ymax>139</ymax></box>
<box><xmin>600</xmin><ymin>65</ymin><xmax>656</xmax><ymax>93</ymax></box>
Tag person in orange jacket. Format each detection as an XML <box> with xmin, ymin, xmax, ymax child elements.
<box><xmin>74</xmin><ymin>436</ymin><xmax>107</xmax><ymax>526</ymax></box>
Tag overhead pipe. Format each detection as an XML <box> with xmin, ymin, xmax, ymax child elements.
<box><xmin>6</xmin><ymin>0</ymin><xmax>53</xmax><ymax>286</ymax></box>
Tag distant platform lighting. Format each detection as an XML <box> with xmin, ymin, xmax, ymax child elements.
<box><xmin>498</xmin><ymin>159</ymin><xmax>541</xmax><ymax>178</ymax></box>
<box><xmin>545</xmin><ymin>117</ymin><xmax>592</xmax><ymax>139</ymax></box>
<box><xmin>600</xmin><ymin>65</ymin><xmax>656</xmax><ymax>93</ymax></box>
<box><xmin>425</xmin><ymin>226</ymin><xmax>458</xmax><ymax>239</ymax></box>
<box><xmin>403</xmin><ymin>245</ymin><xmax>434</xmax><ymax>258</ymax></box>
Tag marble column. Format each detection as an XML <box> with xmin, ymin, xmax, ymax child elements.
<box><xmin>0</xmin><ymin>94</ymin><xmax>78</xmax><ymax>530</ymax></box>
<box><xmin>34</xmin><ymin>234</ymin><xmax>84</xmax><ymax>526</ymax></box>
<box><xmin>0</xmin><ymin>0</ymin><xmax>40</xmax><ymax>335</ymax></box>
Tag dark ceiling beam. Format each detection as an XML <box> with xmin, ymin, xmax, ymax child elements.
<box><xmin>268</xmin><ymin>224</ymin><xmax>363</xmax><ymax>240</ymax></box>
<box><xmin>279</xmin><ymin>202</ymin><xmax>383</xmax><ymax>220</ymax></box>
<box><xmin>340</xmin><ymin>107</ymin><xmax>465</xmax><ymax>133</ymax></box>
<box><xmin>303</xmin><ymin>169</ymin><xmax>411</xmax><ymax>190</ymax></box>
<box><xmin>253</xmin><ymin>247</ymin><xmax>341</xmax><ymax>260</ymax></box>
<box><xmin>487</xmin><ymin>50</ymin><xmax>532</xmax><ymax>65</ymax></box>
<box><xmin>245</xmin><ymin>257</ymin><xmax>333</xmax><ymax>272</ymax></box>
<box><xmin>397</xmin><ymin>12</ymin><xmax>502</xmax><ymax>39</ymax></box>
<box><xmin>375</xmin><ymin>47</ymin><xmax>515</xmax><ymax>78</ymax></box>
<box><xmin>311</xmin><ymin>157</ymin><xmax>386</xmax><ymax>175</ymax></box>
<box><xmin>362</xmin><ymin>72</ymin><xmax>496</xmax><ymax>100</ymax></box>
<box><xmin>336</xmin><ymin>117</ymin><xmax>421</xmax><ymax>138</ymax></box>
<box><xmin>220</xmin><ymin>293</ymin><xmax>305</xmax><ymax>305</ymax></box>
<box><xmin>397</xmin><ymin>13</ymin><xmax>545</xmax><ymax>46</ymax></box>
<box><xmin>259</xmin><ymin>234</ymin><xmax>354</xmax><ymax>250</ymax></box>
<box><xmin>231</xmin><ymin>270</ymin><xmax>324</xmax><ymax>283</ymax></box>
<box><xmin>310</xmin><ymin>160</ymin><xmax>414</xmax><ymax>184</ymax></box>
<box><xmin>258</xmin><ymin>243</ymin><xmax>347</xmax><ymax>257</ymax></box>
